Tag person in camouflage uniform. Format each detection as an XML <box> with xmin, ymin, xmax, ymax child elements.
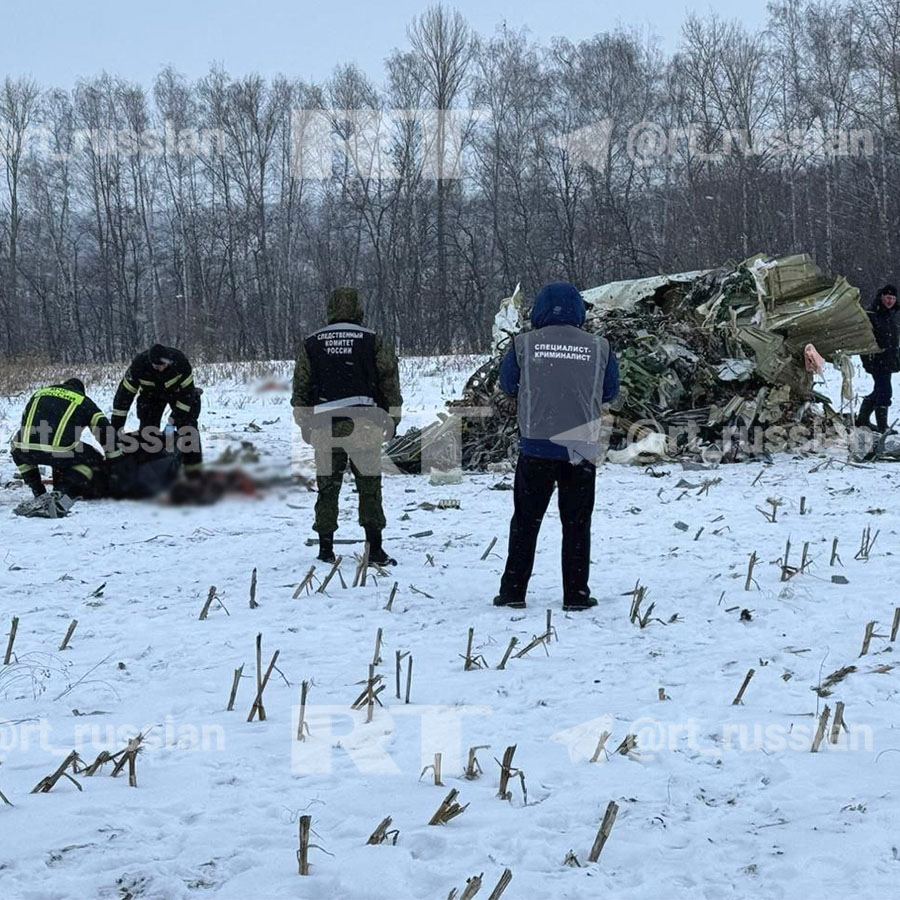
<box><xmin>292</xmin><ymin>288</ymin><xmax>402</xmax><ymax>566</ymax></box>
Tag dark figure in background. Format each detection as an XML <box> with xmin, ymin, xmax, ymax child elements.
<box><xmin>11</xmin><ymin>379</ymin><xmax>122</xmax><ymax>498</ymax></box>
<box><xmin>493</xmin><ymin>282</ymin><xmax>620</xmax><ymax>612</ymax></box>
<box><xmin>111</xmin><ymin>344</ymin><xmax>203</xmax><ymax>475</ymax></box>
<box><xmin>857</xmin><ymin>285</ymin><xmax>899</xmax><ymax>433</ymax></box>
<box><xmin>292</xmin><ymin>288</ymin><xmax>403</xmax><ymax>567</ymax></box>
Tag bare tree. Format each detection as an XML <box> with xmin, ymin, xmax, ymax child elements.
<box><xmin>0</xmin><ymin>77</ymin><xmax>40</xmax><ymax>353</ymax></box>
<box><xmin>407</xmin><ymin>4</ymin><xmax>476</xmax><ymax>316</ymax></box>
<box><xmin>1</xmin><ymin>2</ymin><xmax>898</xmax><ymax>363</ymax></box>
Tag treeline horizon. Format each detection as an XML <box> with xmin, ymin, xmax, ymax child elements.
<box><xmin>0</xmin><ymin>0</ymin><xmax>898</xmax><ymax>364</ymax></box>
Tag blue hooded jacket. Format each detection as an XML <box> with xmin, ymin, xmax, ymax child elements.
<box><xmin>499</xmin><ymin>282</ymin><xmax>620</xmax><ymax>461</ymax></box>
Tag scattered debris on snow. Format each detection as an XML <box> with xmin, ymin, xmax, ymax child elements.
<box><xmin>389</xmin><ymin>253</ymin><xmax>879</xmax><ymax>470</ymax></box>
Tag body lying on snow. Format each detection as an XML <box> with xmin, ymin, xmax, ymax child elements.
<box><xmin>9</xmin><ymin>342</ymin><xmax>204</xmax><ymax>502</ymax></box>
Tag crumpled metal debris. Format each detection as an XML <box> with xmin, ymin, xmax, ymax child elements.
<box><xmin>388</xmin><ymin>253</ymin><xmax>879</xmax><ymax>471</ymax></box>
<box><xmin>861</xmin><ymin>431</ymin><xmax>900</xmax><ymax>462</ymax></box>
<box><xmin>878</xmin><ymin>434</ymin><xmax>900</xmax><ymax>457</ymax></box>
<box><xmin>581</xmin><ymin>271</ymin><xmax>707</xmax><ymax>313</ymax></box>
<box><xmin>14</xmin><ymin>491</ymin><xmax>75</xmax><ymax>518</ymax></box>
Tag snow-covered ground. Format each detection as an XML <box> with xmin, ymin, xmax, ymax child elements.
<box><xmin>0</xmin><ymin>357</ymin><xmax>898</xmax><ymax>899</ymax></box>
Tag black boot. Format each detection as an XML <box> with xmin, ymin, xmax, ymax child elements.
<box><xmin>875</xmin><ymin>406</ymin><xmax>891</xmax><ymax>434</ymax></box>
<box><xmin>365</xmin><ymin>528</ymin><xmax>396</xmax><ymax>567</ymax></box>
<box><xmin>317</xmin><ymin>533</ymin><xmax>336</xmax><ymax>564</ymax></box>
<box><xmin>856</xmin><ymin>396</ymin><xmax>875</xmax><ymax>428</ymax></box>
<box><xmin>23</xmin><ymin>470</ymin><xmax>47</xmax><ymax>498</ymax></box>
<box><xmin>563</xmin><ymin>596</ymin><xmax>599</xmax><ymax>612</ymax></box>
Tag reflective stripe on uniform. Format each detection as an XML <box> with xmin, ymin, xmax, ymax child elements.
<box><xmin>11</xmin><ymin>440</ymin><xmax>78</xmax><ymax>453</ymax></box>
<box><xmin>16</xmin><ymin>388</ymin><xmax>84</xmax><ymax>453</ymax></box>
<box><xmin>16</xmin><ymin>463</ymin><xmax>37</xmax><ymax>474</ymax></box>
<box><xmin>181</xmin><ymin>373</ymin><xmax>194</xmax><ymax>388</ymax></box>
<box><xmin>164</xmin><ymin>374</ymin><xmax>182</xmax><ymax>389</ymax></box>
<box><xmin>175</xmin><ymin>400</ymin><xmax>192</xmax><ymax>412</ymax></box>
<box><xmin>183</xmin><ymin>463</ymin><xmax>203</xmax><ymax>472</ymax></box>
<box><xmin>309</xmin><ymin>322</ymin><xmax>375</xmax><ymax>337</ymax></box>
<box><xmin>90</xmin><ymin>411</ymin><xmax>105</xmax><ymax>428</ymax></box>
<box><xmin>21</xmin><ymin>394</ymin><xmax>42</xmax><ymax>449</ymax></box>
<box><xmin>112</xmin><ymin>409</ymin><xmax>130</xmax><ymax>417</ymax></box>
<box><xmin>139</xmin><ymin>379</ymin><xmax>156</xmax><ymax>386</ymax></box>
<box><xmin>312</xmin><ymin>396</ymin><xmax>376</xmax><ymax>414</ymax></box>
<box><xmin>122</xmin><ymin>378</ymin><xmax>139</xmax><ymax>394</ymax></box>
<box><xmin>72</xmin><ymin>464</ymin><xmax>94</xmax><ymax>480</ymax></box>
<box><xmin>34</xmin><ymin>387</ymin><xmax>82</xmax><ymax>403</ymax></box>
<box><xmin>106</xmin><ymin>448</ymin><xmax>123</xmax><ymax>460</ymax></box>
<box><xmin>53</xmin><ymin>394</ymin><xmax>84</xmax><ymax>449</ymax></box>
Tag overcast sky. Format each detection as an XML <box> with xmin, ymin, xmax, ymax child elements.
<box><xmin>4</xmin><ymin>0</ymin><xmax>772</xmax><ymax>88</ymax></box>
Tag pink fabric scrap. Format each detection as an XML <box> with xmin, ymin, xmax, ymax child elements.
<box><xmin>804</xmin><ymin>343</ymin><xmax>826</xmax><ymax>375</ymax></box>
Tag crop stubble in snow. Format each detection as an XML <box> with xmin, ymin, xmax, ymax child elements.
<box><xmin>0</xmin><ymin>358</ymin><xmax>898</xmax><ymax>899</ymax></box>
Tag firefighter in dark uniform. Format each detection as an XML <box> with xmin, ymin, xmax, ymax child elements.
<box><xmin>111</xmin><ymin>344</ymin><xmax>203</xmax><ymax>475</ymax></box>
<box><xmin>292</xmin><ymin>288</ymin><xmax>403</xmax><ymax>566</ymax></box>
<box><xmin>11</xmin><ymin>378</ymin><xmax>122</xmax><ymax>498</ymax></box>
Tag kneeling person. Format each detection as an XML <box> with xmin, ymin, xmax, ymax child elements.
<box><xmin>111</xmin><ymin>344</ymin><xmax>203</xmax><ymax>475</ymax></box>
<box><xmin>12</xmin><ymin>379</ymin><xmax>122</xmax><ymax>498</ymax></box>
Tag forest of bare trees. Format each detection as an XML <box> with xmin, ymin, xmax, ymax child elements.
<box><xmin>1</xmin><ymin>0</ymin><xmax>899</xmax><ymax>363</ymax></box>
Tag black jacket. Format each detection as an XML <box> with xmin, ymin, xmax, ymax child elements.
<box><xmin>112</xmin><ymin>346</ymin><xmax>195</xmax><ymax>430</ymax></box>
<box><xmin>14</xmin><ymin>383</ymin><xmax>120</xmax><ymax>457</ymax></box>
<box><xmin>292</xmin><ymin>290</ymin><xmax>402</xmax><ymax>427</ymax></box>
<box><xmin>863</xmin><ymin>305</ymin><xmax>900</xmax><ymax>375</ymax></box>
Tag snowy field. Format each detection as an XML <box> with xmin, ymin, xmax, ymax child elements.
<box><xmin>1</xmin><ymin>356</ymin><xmax>899</xmax><ymax>899</ymax></box>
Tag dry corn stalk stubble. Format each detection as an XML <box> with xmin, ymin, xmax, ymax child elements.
<box><xmin>429</xmin><ymin>789</ymin><xmax>469</xmax><ymax>825</ymax></box>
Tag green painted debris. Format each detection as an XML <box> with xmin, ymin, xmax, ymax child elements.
<box><xmin>388</xmin><ymin>253</ymin><xmax>878</xmax><ymax>471</ymax></box>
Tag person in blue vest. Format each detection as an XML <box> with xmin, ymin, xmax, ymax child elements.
<box><xmin>492</xmin><ymin>282</ymin><xmax>620</xmax><ymax>611</ymax></box>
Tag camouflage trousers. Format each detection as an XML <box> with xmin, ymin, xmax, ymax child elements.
<box><xmin>312</xmin><ymin>419</ymin><xmax>386</xmax><ymax>535</ymax></box>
